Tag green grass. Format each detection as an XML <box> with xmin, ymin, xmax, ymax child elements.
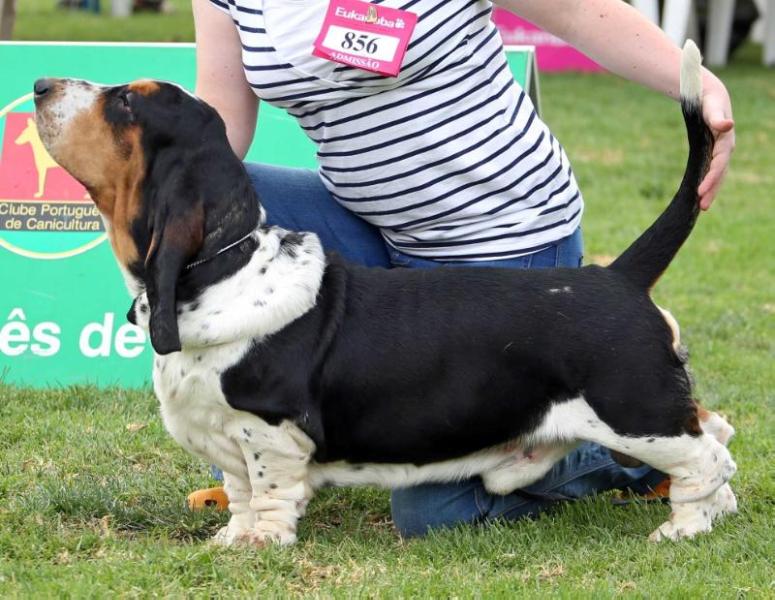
<box><xmin>3</xmin><ymin>7</ymin><xmax>775</xmax><ymax>598</ymax></box>
<box><xmin>13</xmin><ymin>0</ymin><xmax>195</xmax><ymax>42</ymax></box>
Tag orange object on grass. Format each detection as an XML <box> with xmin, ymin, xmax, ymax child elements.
<box><xmin>187</xmin><ymin>486</ymin><xmax>229</xmax><ymax>511</ymax></box>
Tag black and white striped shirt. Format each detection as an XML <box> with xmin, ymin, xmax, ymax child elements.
<box><xmin>208</xmin><ymin>0</ymin><xmax>583</xmax><ymax>260</ymax></box>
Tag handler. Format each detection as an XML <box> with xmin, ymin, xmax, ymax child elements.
<box><xmin>189</xmin><ymin>0</ymin><xmax>734</xmax><ymax>537</ymax></box>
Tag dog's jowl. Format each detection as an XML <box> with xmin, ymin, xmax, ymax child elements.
<box><xmin>33</xmin><ymin>42</ymin><xmax>736</xmax><ymax>547</ymax></box>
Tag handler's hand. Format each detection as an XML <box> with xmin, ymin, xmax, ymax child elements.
<box><xmin>698</xmin><ymin>70</ymin><xmax>735</xmax><ymax>210</ymax></box>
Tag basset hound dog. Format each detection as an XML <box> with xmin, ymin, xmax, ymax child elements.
<box><xmin>33</xmin><ymin>41</ymin><xmax>737</xmax><ymax>546</ymax></box>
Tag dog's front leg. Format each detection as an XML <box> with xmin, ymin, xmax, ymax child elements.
<box><xmin>222</xmin><ymin>419</ymin><xmax>315</xmax><ymax>547</ymax></box>
<box><xmin>213</xmin><ymin>470</ymin><xmax>257</xmax><ymax>546</ymax></box>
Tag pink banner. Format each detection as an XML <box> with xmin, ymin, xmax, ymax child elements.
<box><xmin>492</xmin><ymin>8</ymin><xmax>602</xmax><ymax>73</ymax></box>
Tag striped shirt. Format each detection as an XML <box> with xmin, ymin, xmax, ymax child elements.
<box><xmin>208</xmin><ymin>0</ymin><xmax>583</xmax><ymax>260</ymax></box>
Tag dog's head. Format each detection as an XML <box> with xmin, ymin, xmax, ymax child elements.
<box><xmin>33</xmin><ymin>78</ymin><xmax>259</xmax><ymax>354</ymax></box>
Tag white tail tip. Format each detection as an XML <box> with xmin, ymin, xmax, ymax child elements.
<box><xmin>680</xmin><ymin>40</ymin><xmax>703</xmax><ymax>105</ymax></box>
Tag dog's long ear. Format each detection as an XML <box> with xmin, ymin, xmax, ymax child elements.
<box><xmin>144</xmin><ymin>177</ymin><xmax>204</xmax><ymax>355</ymax></box>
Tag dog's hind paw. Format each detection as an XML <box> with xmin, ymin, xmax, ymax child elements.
<box><xmin>648</xmin><ymin>510</ymin><xmax>712</xmax><ymax>542</ymax></box>
<box><xmin>708</xmin><ymin>483</ymin><xmax>738</xmax><ymax>520</ymax></box>
<box><xmin>649</xmin><ymin>518</ymin><xmax>711</xmax><ymax>542</ymax></box>
<box><xmin>648</xmin><ymin>485</ymin><xmax>736</xmax><ymax>542</ymax></box>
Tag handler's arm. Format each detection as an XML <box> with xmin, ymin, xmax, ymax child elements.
<box><xmin>193</xmin><ymin>0</ymin><xmax>258</xmax><ymax>159</ymax></box>
<box><xmin>494</xmin><ymin>0</ymin><xmax>734</xmax><ymax>209</ymax></box>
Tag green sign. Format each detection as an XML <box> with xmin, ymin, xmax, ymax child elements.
<box><xmin>0</xmin><ymin>42</ymin><xmax>536</xmax><ymax>388</ymax></box>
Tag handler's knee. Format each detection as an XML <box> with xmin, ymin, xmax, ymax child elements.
<box><xmin>390</xmin><ymin>479</ymin><xmax>489</xmax><ymax>538</ymax></box>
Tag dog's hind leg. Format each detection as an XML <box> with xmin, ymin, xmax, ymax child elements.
<box><xmin>649</xmin><ymin>477</ymin><xmax>738</xmax><ymax>542</ymax></box>
<box><xmin>657</xmin><ymin>404</ymin><xmax>739</xmax><ymax>532</ymax></box>
<box><xmin>646</xmin><ymin>404</ymin><xmax>738</xmax><ymax>541</ymax></box>
<box><xmin>699</xmin><ymin>407</ymin><xmax>738</xmax><ymax>521</ymax></box>
<box><xmin>533</xmin><ymin>397</ymin><xmax>736</xmax><ymax>540</ymax></box>
<box><xmin>220</xmin><ymin>416</ymin><xmax>315</xmax><ymax>547</ymax></box>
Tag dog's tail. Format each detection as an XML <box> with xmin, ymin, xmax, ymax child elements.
<box><xmin>608</xmin><ymin>40</ymin><xmax>714</xmax><ymax>290</ymax></box>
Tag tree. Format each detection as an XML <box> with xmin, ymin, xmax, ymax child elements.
<box><xmin>0</xmin><ymin>0</ymin><xmax>15</xmax><ymax>40</ymax></box>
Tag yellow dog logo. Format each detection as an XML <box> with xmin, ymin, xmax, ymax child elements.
<box><xmin>14</xmin><ymin>118</ymin><xmax>59</xmax><ymax>199</ymax></box>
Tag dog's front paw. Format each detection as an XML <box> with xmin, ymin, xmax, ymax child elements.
<box><xmin>212</xmin><ymin>523</ymin><xmax>296</xmax><ymax>547</ymax></box>
<box><xmin>246</xmin><ymin>521</ymin><xmax>297</xmax><ymax>546</ymax></box>
<box><xmin>212</xmin><ymin>524</ymin><xmax>245</xmax><ymax>547</ymax></box>
<box><xmin>236</xmin><ymin>527</ymin><xmax>296</xmax><ymax>548</ymax></box>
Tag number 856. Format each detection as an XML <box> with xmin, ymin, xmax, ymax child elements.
<box><xmin>342</xmin><ymin>32</ymin><xmax>379</xmax><ymax>54</ymax></box>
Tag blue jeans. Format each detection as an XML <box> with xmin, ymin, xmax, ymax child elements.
<box><xmin>213</xmin><ymin>163</ymin><xmax>663</xmax><ymax>537</ymax></box>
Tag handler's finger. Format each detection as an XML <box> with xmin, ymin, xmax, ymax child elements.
<box><xmin>701</xmin><ymin>82</ymin><xmax>734</xmax><ymax>131</ymax></box>
<box><xmin>698</xmin><ymin>161</ymin><xmax>726</xmax><ymax>210</ymax></box>
<box><xmin>698</xmin><ymin>114</ymin><xmax>735</xmax><ymax>209</ymax></box>
<box><xmin>698</xmin><ymin>133</ymin><xmax>734</xmax><ymax>209</ymax></box>
<box><xmin>708</xmin><ymin>116</ymin><xmax>735</xmax><ymax>134</ymax></box>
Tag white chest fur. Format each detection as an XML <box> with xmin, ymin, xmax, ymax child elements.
<box><xmin>131</xmin><ymin>226</ymin><xmax>326</xmax><ymax>348</ymax></box>
<box><xmin>138</xmin><ymin>226</ymin><xmax>327</xmax><ymax>474</ymax></box>
<box><xmin>153</xmin><ymin>343</ymin><xmax>246</xmax><ymax>463</ymax></box>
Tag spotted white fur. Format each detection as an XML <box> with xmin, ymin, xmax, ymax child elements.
<box><xmin>132</xmin><ymin>227</ymin><xmax>325</xmax><ymax>348</ymax></box>
<box><xmin>181</xmin><ymin>228</ymin><xmax>324</xmax><ymax>347</ymax></box>
<box><xmin>138</xmin><ymin>226</ymin><xmax>324</xmax><ymax>546</ymax></box>
<box><xmin>175</xmin><ymin>388</ymin><xmax>736</xmax><ymax>546</ymax></box>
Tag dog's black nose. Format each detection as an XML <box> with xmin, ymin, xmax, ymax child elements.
<box><xmin>34</xmin><ymin>78</ymin><xmax>52</xmax><ymax>97</ymax></box>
